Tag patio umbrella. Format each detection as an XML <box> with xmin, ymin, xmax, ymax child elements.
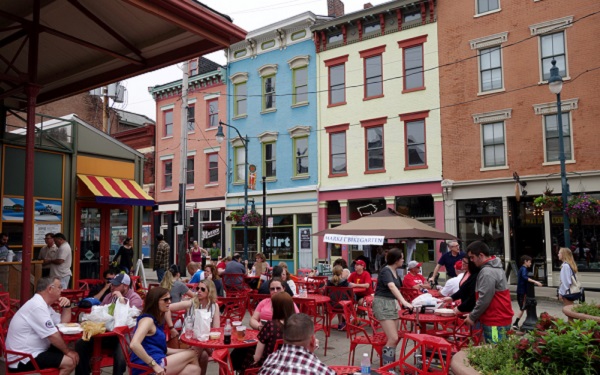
<box><xmin>313</xmin><ymin>208</ymin><xmax>456</xmax><ymax>243</ymax></box>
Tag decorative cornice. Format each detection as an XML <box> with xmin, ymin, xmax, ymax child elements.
<box><xmin>230</xmin><ymin>137</ymin><xmax>245</xmax><ymax>147</ymax></box>
<box><xmin>230</xmin><ymin>72</ymin><xmax>249</xmax><ymax>84</ymax></box>
<box><xmin>529</xmin><ymin>16</ymin><xmax>573</xmax><ymax>36</ymax></box>
<box><xmin>288</xmin><ymin>125</ymin><xmax>311</xmax><ymax>138</ymax></box>
<box><xmin>258</xmin><ymin>64</ymin><xmax>278</xmax><ymax>77</ymax></box>
<box><xmin>257</xmin><ymin>131</ymin><xmax>279</xmax><ymax>143</ymax></box>
<box><xmin>469</xmin><ymin>31</ymin><xmax>508</xmax><ymax>50</ymax></box>
<box><xmin>472</xmin><ymin>109</ymin><xmax>512</xmax><ymax>124</ymax></box>
<box><xmin>149</xmin><ymin>68</ymin><xmax>224</xmax><ymax>97</ymax></box>
<box><xmin>287</xmin><ymin>55</ymin><xmax>310</xmax><ymax>70</ymax></box>
<box><xmin>533</xmin><ymin>98</ymin><xmax>578</xmax><ymax>115</ymax></box>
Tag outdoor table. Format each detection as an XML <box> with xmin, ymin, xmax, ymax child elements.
<box><xmin>180</xmin><ymin>327</ymin><xmax>259</xmax><ymax>349</ymax></box>
<box><xmin>329</xmin><ymin>365</ymin><xmax>360</xmax><ymax>374</ymax></box>
<box><xmin>428</xmin><ymin>289</ymin><xmax>442</xmax><ymax>298</ymax></box>
<box><xmin>293</xmin><ymin>294</ymin><xmax>331</xmax><ymax>330</ymax></box>
<box><xmin>399</xmin><ymin>311</ymin><xmax>457</xmax><ymax>334</ymax></box>
<box><xmin>351</xmin><ymin>287</ymin><xmax>367</xmax><ymax>295</ymax></box>
<box><xmin>60</xmin><ymin>326</ymin><xmax>127</xmax><ymax>375</ymax></box>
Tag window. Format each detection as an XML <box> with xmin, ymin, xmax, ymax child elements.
<box><xmin>207</xmin><ymin>153</ymin><xmax>218</xmax><ymax>183</ymax></box>
<box><xmin>234</xmin><ymin>82</ymin><xmax>247</xmax><ymax>117</ymax></box>
<box><xmin>364</xmin><ymin>23</ymin><xmax>380</xmax><ymax>34</ymax></box>
<box><xmin>479</xmin><ymin>46</ymin><xmax>502</xmax><ymax>91</ymax></box>
<box><xmin>294</xmin><ymin>136</ymin><xmax>308</xmax><ymax>175</ymax></box>
<box><xmin>399</xmin><ymin>36</ymin><xmax>427</xmax><ymax>92</ymax></box>
<box><xmin>186</xmin><ymin>156</ymin><xmax>194</xmax><ymax>185</ymax></box>
<box><xmin>544</xmin><ymin>113</ymin><xmax>571</xmax><ymax>162</ymax></box>
<box><xmin>263</xmin><ymin>142</ymin><xmax>276</xmax><ymax>178</ymax></box>
<box><xmin>163</xmin><ymin>161</ymin><xmax>172</xmax><ymax>189</ymax></box>
<box><xmin>293</xmin><ymin>67</ymin><xmax>308</xmax><ymax>105</ymax></box>
<box><xmin>261</xmin><ymin>40</ymin><xmax>275</xmax><ymax>50</ymax></box>
<box><xmin>329</xmin><ymin>65</ymin><xmax>345</xmax><ymax>105</ymax></box>
<box><xmin>365</xmin><ymin>55</ymin><xmax>383</xmax><ymax>98</ymax></box>
<box><xmin>329</xmin><ymin>33</ymin><xmax>343</xmax><ymax>44</ymax></box>
<box><xmin>189</xmin><ymin>59</ymin><xmax>198</xmax><ymax>76</ymax></box>
<box><xmin>164</xmin><ymin>110</ymin><xmax>173</xmax><ymax>137</ymax></box>
<box><xmin>365</xmin><ymin>126</ymin><xmax>384</xmax><ymax>171</ymax></box>
<box><xmin>207</xmin><ymin>100</ymin><xmax>218</xmax><ymax>128</ymax></box>
<box><xmin>482</xmin><ymin>122</ymin><xmax>506</xmax><ymax>167</ymax></box>
<box><xmin>403</xmin><ymin>10</ymin><xmax>420</xmax><ymax>23</ymax></box>
<box><xmin>328</xmin><ymin>129</ymin><xmax>347</xmax><ymax>176</ymax></box>
<box><xmin>477</xmin><ymin>0</ymin><xmax>499</xmax><ymax>14</ymax></box>
<box><xmin>234</xmin><ymin>146</ymin><xmax>245</xmax><ymax>183</ymax></box>
<box><xmin>263</xmin><ymin>75</ymin><xmax>276</xmax><ymax>110</ymax></box>
<box><xmin>291</xmin><ymin>30</ymin><xmax>306</xmax><ymax>40</ymax></box>
<box><xmin>234</xmin><ymin>49</ymin><xmax>247</xmax><ymax>59</ymax></box>
<box><xmin>406</xmin><ymin>120</ymin><xmax>426</xmax><ymax>167</ymax></box>
<box><xmin>541</xmin><ymin>32</ymin><xmax>566</xmax><ymax>81</ymax></box>
<box><xmin>187</xmin><ymin>105</ymin><xmax>195</xmax><ymax>132</ymax></box>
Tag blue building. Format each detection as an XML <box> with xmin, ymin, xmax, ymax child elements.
<box><xmin>224</xmin><ymin>12</ymin><xmax>328</xmax><ymax>271</ymax></box>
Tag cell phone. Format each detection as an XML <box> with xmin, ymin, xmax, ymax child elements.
<box><xmin>260</xmin><ymin>319</ymin><xmax>268</xmax><ymax>325</ymax></box>
<box><xmin>244</xmin><ymin>339</ymin><xmax>257</xmax><ymax>343</ymax></box>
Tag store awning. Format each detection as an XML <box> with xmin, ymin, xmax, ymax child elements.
<box><xmin>78</xmin><ymin>175</ymin><xmax>154</xmax><ymax>207</ymax></box>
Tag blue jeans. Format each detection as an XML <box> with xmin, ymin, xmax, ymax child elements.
<box><xmin>156</xmin><ymin>268</ymin><xmax>165</xmax><ymax>282</ymax></box>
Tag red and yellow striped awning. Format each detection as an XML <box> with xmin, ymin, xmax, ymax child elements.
<box><xmin>78</xmin><ymin>175</ymin><xmax>154</xmax><ymax>206</ymax></box>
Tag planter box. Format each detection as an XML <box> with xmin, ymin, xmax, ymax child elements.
<box><xmin>563</xmin><ymin>304</ymin><xmax>600</xmax><ymax>323</ymax></box>
<box><xmin>450</xmin><ymin>349</ymin><xmax>482</xmax><ymax>375</ymax></box>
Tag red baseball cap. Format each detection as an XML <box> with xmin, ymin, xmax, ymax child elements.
<box><xmin>454</xmin><ymin>260</ymin><xmax>463</xmax><ymax>270</ymax></box>
<box><xmin>355</xmin><ymin>260</ymin><xmax>366</xmax><ymax>268</ymax></box>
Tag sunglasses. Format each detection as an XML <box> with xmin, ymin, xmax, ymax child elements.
<box><xmin>160</xmin><ymin>297</ymin><xmax>172</xmax><ymax>303</ymax></box>
<box><xmin>197</xmin><ymin>286</ymin><xmax>207</xmax><ymax>292</ymax></box>
<box><xmin>270</xmin><ymin>287</ymin><xmax>283</xmax><ymax>291</ymax></box>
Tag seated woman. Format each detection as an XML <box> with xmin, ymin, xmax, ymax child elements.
<box><xmin>326</xmin><ymin>265</ymin><xmax>350</xmax><ymax>330</ymax></box>
<box><xmin>203</xmin><ymin>264</ymin><xmax>224</xmax><ymax>297</ymax></box>
<box><xmin>250</xmin><ymin>278</ymin><xmax>299</xmax><ymax>330</ymax></box>
<box><xmin>160</xmin><ymin>264</ymin><xmax>195</xmax><ymax>303</ymax></box>
<box><xmin>442</xmin><ymin>256</ymin><xmax>480</xmax><ymax>314</ymax></box>
<box><xmin>278</xmin><ymin>262</ymin><xmax>298</xmax><ymax>296</ymax></box>
<box><xmin>129</xmin><ymin>287</ymin><xmax>200</xmax><ymax>375</ymax></box>
<box><xmin>258</xmin><ymin>266</ymin><xmax>294</xmax><ymax>297</ymax></box>
<box><xmin>169</xmin><ymin>279</ymin><xmax>220</xmax><ymax>374</ymax></box>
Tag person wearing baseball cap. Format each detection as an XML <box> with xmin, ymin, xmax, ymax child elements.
<box><xmin>440</xmin><ymin>259</ymin><xmax>467</xmax><ymax>297</ymax></box>
<box><xmin>348</xmin><ymin>259</ymin><xmax>373</xmax><ymax>305</ymax></box>
<box><xmin>403</xmin><ymin>261</ymin><xmax>432</xmax><ymax>290</ymax></box>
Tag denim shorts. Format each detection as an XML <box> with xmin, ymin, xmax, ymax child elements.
<box><xmin>373</xmin><ymin>296</ymin><xmax>399</xmax><ymax>321</ymax></box>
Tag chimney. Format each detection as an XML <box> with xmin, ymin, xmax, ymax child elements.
<box><xmin>364</xmin><ymin>2</ymin><xmax>373</xmax><ymax>9</ymax></box>
<box><xmin>327</xmin><ymin>0</ymin><xmax>345</xmax><ymax>18</ymax></box>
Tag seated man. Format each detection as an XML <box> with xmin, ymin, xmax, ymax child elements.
<box><xmin>75</xmin><ymin>273</ymin><xmax>143</xmax><ymax>375</ymax></box>
<box><xmin>5</xmin><ymin>277</ymin><xmax>79</xmax><ymax>375</ymax></box>
<box><xmin>87</xmin><ymin>268</ymin><xmax>119</xmax><ymax>302</ymax></box>
<box><xmin>189</xmin><ymin>262</ymin><xmax>205</xmax><ymax>283</ymax></box>
<box><xmin>440</xmin><ymin>259</ymin><xmax>467</xmax><ymax>297</ymax></box>
<box><xmin>403</xmin><ymin>261</ymin><xmax>432</xmax><ymax>290</ymax></box>
<box><xmin>259</xmin><ymin>313</ymin><xmax>335</xmax><ymax>375</ymax></box>
<box><xmin>347</xmin><ymin>259</ymin><xmax>373</xmax><ymax>304</ymax></box>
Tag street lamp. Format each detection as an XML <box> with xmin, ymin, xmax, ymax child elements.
<box><xmin>548</xmin><ymin>59</ymin><xmax>571</xmax><ymax>248</ymax></box>
<box><xmin>216</xmin><ymin>120</ymin><xmax>250</xmax><ymax>260</ymax></box>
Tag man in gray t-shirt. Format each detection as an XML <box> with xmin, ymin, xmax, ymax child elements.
<box><xmin>50</xmin><ymin>233</ymin><xmax>72</xmax><ymax>289</ymax></box>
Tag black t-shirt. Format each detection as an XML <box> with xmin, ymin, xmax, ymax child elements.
<box><xmin>375</xmin><ymin>266</ymin><xmax>402</xmax><ymax>299</ymax></box>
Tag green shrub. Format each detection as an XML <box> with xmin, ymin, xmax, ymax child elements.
<box><xmin>574</xmin><ymin>302</ymin><xmax>600</xmax><ymax>317</ymax></box>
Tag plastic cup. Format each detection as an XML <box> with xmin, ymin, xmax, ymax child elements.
<box><xmin>232</xmin><ymin>321</ymin><xmax>242</xmax><ymax>328</ymax></box>
<box><xmin>236</xmin><ymin>326</ymin><xmax>246</xmax><ymax>341</ymax></box>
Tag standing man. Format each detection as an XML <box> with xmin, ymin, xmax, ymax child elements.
<box><xmin>0</xmin><ymin>232</ymin><xmax>10</xmax><ymax>261</ymax></box>
<box><xmin>464</xmin><ymin>241</ymin><xmax>513</xmax><ymax>343</ymax></box>
<box><xmin>347</xmin><ymin>260</ymin><xmax>373</xmax><ymax>304</ymax></box>
<box><xmin>154</xmin><ymin>233</ymin><xmax>170</xmax><ymax>282</ymax></box>
<box><xmin>5</xmin><ymin>277</ymin><xmax>79</xmax><ymax>375</ymax></box>
<box><xmin>429</xmin><ymin>240</ymin><xmax>465</xmax><ymax>283</ymax></box>
<box><xmin>39</xmin><ymin>232</ymin><xmax>58</xmax><ymax>277</ymax></box>
<box><xmin>51</xmin><ymin>233</ymin><xmax>72</xmax><ymax>289</ymax></box>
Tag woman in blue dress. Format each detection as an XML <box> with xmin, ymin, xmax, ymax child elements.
<box><xmin>129</xmin><ymin>287</ymin><xmax>200</xmax><ymax>375</ymax></box>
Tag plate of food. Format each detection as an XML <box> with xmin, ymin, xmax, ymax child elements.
<box><xmin>57</xmin><ymin>323</ymin><xmax>83</xmax><ymax>334</ymax></box>
<box><xmin>434</xmin><ymin>308</ymin><xmax>456</xmax><ymax>317</ymax></box>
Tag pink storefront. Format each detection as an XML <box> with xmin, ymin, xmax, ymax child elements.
<box><xmin>317</xmin><ymin>182</ymin><xmax>444</xmax><ymax>268</ymax></box>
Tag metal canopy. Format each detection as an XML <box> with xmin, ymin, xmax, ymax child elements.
<box><xmin>0</xmin><ymin>0</ymin><xmax>246</xmax><ymax>303</ymax></box>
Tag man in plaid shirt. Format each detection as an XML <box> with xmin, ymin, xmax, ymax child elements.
<box><xmin>154</xmin><ymin>234</ymin><xmax>170</xmax><ymax>282</ymax></box>
<box><xmin>259</xmin><ymin>313</ymin><xmax>334</xmax><ymax>375</ymax></box>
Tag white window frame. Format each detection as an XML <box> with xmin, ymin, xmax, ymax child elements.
<box><xmin>529</xmin><ymin>16</ymin><xmax>573</xmax><ymax>83</ymax></box>
<box><xmin>533</xmin><ymin>98</ymin><xmax>578</xmax><ymax>165</ymax></box>
<box><xmin>472</xmin><ymin>109</ymin><xmax>511</xmax><ymax>171</ymax></box>
<box><xmin>475</xmin><ymin>0</ymin><xmax>500</xmax><ymax>17</ymax></box>
<box><xmin>470</xmin><ymin>32</ymin><xmax>507</xmax><ymax>95</ymax></box>
<box><xmin>481</xmin><ymin>122</ymin><xmax>507</xmax><ymax>169</ymax></box>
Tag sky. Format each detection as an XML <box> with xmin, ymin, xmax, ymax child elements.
<box><xmin>119</xmin><ymin>0</ymin><xmax>388</xmax><ymax>121</ymax></box>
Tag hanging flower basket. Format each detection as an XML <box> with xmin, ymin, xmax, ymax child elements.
<box><xmin>229</xmin><ymin>210</ymin><xmax>243</xmax><ymax>223</ymax></box>
<box><xmin>566</xmin><ymin>193</ymin><xmax>600</xmax><ymax>219</ymax></box>
<box><xmin>533</xmin><ymin>194</ymin><xmax>562</xmax><ymax>211</ymax></box>
<box><xmin>242</xmin><ymin>210</ymin><xmax>262</xmax><ymax>226</ymax></box>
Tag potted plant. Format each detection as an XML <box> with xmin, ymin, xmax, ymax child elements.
<box><xmin>533</xmin><ymin>189</ymin><xmax>562</xmax><ymax>211</ymax></box>
<box><xmin>228</xmin><ymin>210</ymin><xmax>244</xmax><ymax>223</ymax></box>
<box><xmin>563</xmin><ymin>302</ymin><xmax>600</xmax><ymax>323</ymax></box>
<box><xmin>566</xmin><ymin>193</ymin><xmax>600</xmax><ymax>219</ymax></box>
<box><xmin>242</xmin><ymin>210</ymin><xmax>262</xmax><ymax>226</ymax></box>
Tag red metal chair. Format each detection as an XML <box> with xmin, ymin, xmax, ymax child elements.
<box><xmin>302</xmin><ymin>298</ymin><xmax>330</xmax><ymax>356</ymax></box>
<box><xmin>0</xmin><ymin>317</ymin><xmax>60</xmax><ymax>375</ymax></box>
<box><xmin>222</xmin><ymin>273</ymin><xmax>252</xmax><ymax>297</ymax></box>
<box><xmin>217</xmin><ymin>296</ymin><xmax>248</xmax><ymax>325</ymax></box>
<box><xmin>329</xmin><ymin>365</ymin><xmax>361</xmax><ymax>375</ymax></box>
<box><xmin>117</xmin><ymin>330</ymin><xmax>161</xmax><ymax>375</ymax></box>
<box><xmin>0</xmin><ymin>292</ymin><xmax>16</xmax><ymax>320</ymax></box>
<box><xmin>78</xmin><ymin>279</ymin><xmax>104</xmax><ymax>291</ymax></box>
<box><xmin>325</xmin><ymin>286</ymin><xmax>355</xmax><ymax>329</ymax></box>
<box><xmin>400</xmin><ymin>287</ymin><xmax>421</xmax><ymax>303</ymax></box>
<box><xmin>375</xmin><ymin>333</ymin><xmax>453</xmax><ymax>375</ymax></box>
<box><xmin>247</xmin><ymin>292</ymin><xmax>270</xmax><ymax>316</ymax></box>
<box><xmin>210</xmin><ymin>348</ymin><xmax>235</xmax><ymax>375</ymax></box>
<box><xmin>340</xmin><ymin>301</ymin><xmax>387</xmax><ymax>367</ymax></box>
<box><xmin>297</xmin><ymin>268</ymin><xmax>313</xmax><ymax>278</ymax></box>
<box><xmin>244</xmin><ymin>339</ymin><xmax>283</xmax><ymax>375</ymax></box>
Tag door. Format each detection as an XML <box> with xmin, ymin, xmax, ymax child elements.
<box><xmin>77</xmin><ymin>204</ymin><xmax>132</xmax><ymax>280</ymax></box>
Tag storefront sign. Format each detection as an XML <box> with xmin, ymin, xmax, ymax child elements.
<box><xmin>202</xmin><ymin>227</ymin><xmax>220</xmax><ymax>239</ymax></box>
<box><xmin>3</xmin><ymin>197</ymin><xmax>62</xmax><ymax>222</ymax></box>
<box><xmin>33</xmin><ymin>223</ymin><xmax>62</xmax><ymax>245</ymax></box>
<box><xmin>323</xmin><ymin>234</ymin><xmax>384</xmax><ymax>246</ymax></box>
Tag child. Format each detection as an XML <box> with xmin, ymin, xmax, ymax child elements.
<box><xmin>513</xmin><ymin>255</ymin><xmax>543</xmax><ymax>330</ymax></box>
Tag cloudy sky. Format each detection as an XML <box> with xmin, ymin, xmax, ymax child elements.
<box><xmin>120</xmin><ymin>0</ymin><xmax>388</xmax><ymax>120</ymax></box>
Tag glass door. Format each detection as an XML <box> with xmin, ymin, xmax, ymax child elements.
<box><xmin>109</xmin><ymin>208</ymin><xmax>129</xmax><ymax>265</ymax></box>
<box><xmin>79</xmin><ymin>207</ymin><xmax>102</xmax><ymax>279</ymax></box>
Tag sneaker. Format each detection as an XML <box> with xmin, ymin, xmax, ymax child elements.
<box><xmin>338</xmin><ymin>321</ymin><xmax>346</xmax><ymax>331</ymax></box>
<box><xmin>511</xmin><ymin>324</ymin><xmax>519</xmax><ymax>331</ymax></box>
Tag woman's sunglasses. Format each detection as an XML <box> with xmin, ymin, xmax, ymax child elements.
<box><xmin>197</xmin><ymin>286</ymin><xmax>207</xmax><ymax>292</ymax></box>
<box><xmin>160</xmin><ymin>297</ymin><xmax>172</xmax><ymax>303</ymax></box>
<box><xmin>270</xmin><ymin>287</ymin><xmax>283</xmax><ymax>291</ymax></box>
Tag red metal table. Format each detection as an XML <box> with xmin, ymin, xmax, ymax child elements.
<box><xmin>398</xmin><ymin>312</ymin><xmax>457</xmax><ymax>334</ymax></box>
<box><xmin>180</xmin><ymin>327</ymin><xmax>259</xmax><ymax>349</ymax></box>
<box><xmin>61</xmin><ymin>326</ymin><xmax>127</xmax><ymax>375</ymax></box>
<box><xmin>329</xmin><ymin>365</ymin><xmax>360</xmax><ymax>374</ymax></box>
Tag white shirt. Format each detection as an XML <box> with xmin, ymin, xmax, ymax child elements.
<box><xmin>50</xmin><ymin>242</ymin><xmax>72</xmax><ymax>278</ymax></box>
<box><xmin>440</xmin><ymin>273</ymin><xmax>465</xmax><ymax>297</ymax></box>
<box><xmin>5</xmin><ymin>294</ymin><xmax>61</xmax><ymax>367</ymax></box>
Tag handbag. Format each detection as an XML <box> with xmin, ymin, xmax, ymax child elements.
<box><xmin>563</xmin><ymin>265</ymin><xmax>583</xmax><ymax>301</ymax></box>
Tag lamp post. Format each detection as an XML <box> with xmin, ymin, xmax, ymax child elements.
<box><xmin>216</xmin><ymin>121</ymin><xmax>250</xmax><ymax>260</ymax></box>
<box><xmin>548</xmin><ymin>59</ymin><xmax>571</xmax><ymax>248</ymax></box>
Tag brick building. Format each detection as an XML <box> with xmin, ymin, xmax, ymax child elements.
<box><xmin>438</xmin><ymin>0</ymin><xmax>600</xmax><ymax>287</ymax></box>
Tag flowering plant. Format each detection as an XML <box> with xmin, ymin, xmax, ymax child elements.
<box><xmin>228</xmin><ymin>210</ymin><xmax>244</xmax><ymax>223</ymax></box>
<box><xmin>566</xmin><ymin>193</ymin><xmax>600</xmax><ymax>219</ymax></box>
<box><xmin>241</xmin><ymin>210</ymin><xmax>262</xmax><ymax>226</ymax></box>
<box><xmin>533</xmin><ymin>194</ymin><xmax>562</xmax><ymax>211</ymax></box>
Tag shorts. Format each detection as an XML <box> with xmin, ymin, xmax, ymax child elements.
<box><xmin>517</xmin><ymin>293</ymin><xmax>527</xmax><ymax>311</ymax></box>
<box><xmin>482</xmin><ymin>324</ymin><xmax>511</xmax><ymax>344</ymax></box>
<box><xmin>9</xmin><ymin>346</ymin><xmax>64</xmax><ymax>372</ymax></box>
<box><xmin>373</xmin><ymin>296</ymin><xmax>399</xmax><ymax>321</ymax></box>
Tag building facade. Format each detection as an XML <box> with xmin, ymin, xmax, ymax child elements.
<box><xmin>438</xmin><ymin>0</ymin><xmax>600</xmax><ymax>287</ymax></box>
<box><xmin>225</xmin><ymin>12</ymin><xmax>325</xmax><ymax>271</ymax></box>
<box><xmin>313</xmin><ymin>0</ymin><xmax>444</xmax><ymax>267</ymax></box>
<box><xmin>150</xmin><ymin>58</ymin><xmax>228</xmax><ymax>264</ymax></box>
